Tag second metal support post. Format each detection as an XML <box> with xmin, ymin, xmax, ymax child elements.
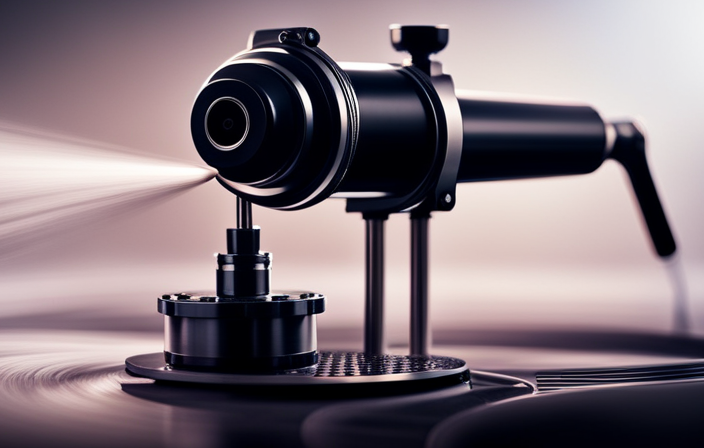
<box><xmin>410</xmin><ymin>213</ymin><xmax>430</xmax><ymax>356</ymax></box>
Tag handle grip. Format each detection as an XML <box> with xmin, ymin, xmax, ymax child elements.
<box><xmin>608</xmin><ymin>121</ymin><xmax>676</xmax><ymax>258</ymax></box>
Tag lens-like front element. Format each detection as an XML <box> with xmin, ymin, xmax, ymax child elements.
<box><xmin>191</xmin><ymin>36</ymin><xmax>358</xmax><ymax>210</ymax></box>
<box><xmin>205</xmin><ymin>98</ymin><xmax>249</xmax><ymax>150</ymax></box>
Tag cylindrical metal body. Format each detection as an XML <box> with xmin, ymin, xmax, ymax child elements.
<box><xmin>192</xmin><ymin>45</ymin><xmax>611</xmax><ymax>210</ymax></box>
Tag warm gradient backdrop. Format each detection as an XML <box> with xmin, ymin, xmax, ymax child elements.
<box><xmin>1</xmin><ymin>0</ymin><xmax>703</xmax><ymax>344</ymax></box>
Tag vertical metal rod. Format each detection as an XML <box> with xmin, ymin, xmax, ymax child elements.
<box><xmin>410</xmin><ymin>213</ymin><xmax>430</xmax><ymax>356</ymax></box>
<box><xmin>236</xmin><ymin>196</ymin><xmax>252</xmax><ymax>229</ymax></box>
<box><xmin>364</xmin><ymin>217</ymin><xmax>386</xmax><ymax>355</ymax></box>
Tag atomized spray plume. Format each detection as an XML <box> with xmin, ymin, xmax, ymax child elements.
<box><xmin>0</xmin><ymin>123</ymin><xmax>216</xmax><ymax>259</ymax></box>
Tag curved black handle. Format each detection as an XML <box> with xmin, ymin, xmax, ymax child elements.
<box><xmin>608</xmin><ymin>121</ymin><xmax>676</xmax><ymax>258</ymax></box>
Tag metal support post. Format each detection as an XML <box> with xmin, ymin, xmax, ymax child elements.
<box><xmin>410</xmin><ymin>213</ymin><xmax>430</xmax><ymax>356</ymax></box>
<box><xmin>364</xmin><ymin>216</ymin><xmax>387</xmax><ymax>355</ymax></box>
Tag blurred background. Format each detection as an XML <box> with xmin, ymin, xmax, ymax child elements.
<box><xmin>1</xmin><ymin>0</ymin><xmax>702</xmax><ymax>345</ymax></box>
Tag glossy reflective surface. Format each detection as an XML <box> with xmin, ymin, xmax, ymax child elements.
<box><xmin>2</xmin><ymin>317</ymin><xmax>704</xmax><ymax>447</ymax></box>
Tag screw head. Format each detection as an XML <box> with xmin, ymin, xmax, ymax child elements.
<box><xmin>304</xmin><ymin>28</ymin><xmax>320</xmax><ymax>47</ymax></box>
<box><xmin>278</xmin><ymin>31</ymin><xmax>290</xmax><ymax>43</ymax></box>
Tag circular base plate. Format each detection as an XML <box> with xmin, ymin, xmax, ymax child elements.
<box><xmin>126</xmin><ymin>352</ymin><xmax>469</xmax><ymax>389</ymax></box>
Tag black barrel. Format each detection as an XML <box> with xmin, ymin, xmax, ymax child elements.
<box><xmin>456</xmin><ymin>95</ymin><xmax>608</xmax><ymax>182</ymax></box>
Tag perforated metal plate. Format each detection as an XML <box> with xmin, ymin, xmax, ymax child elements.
<box><xmin>126</xmin><ymin>351</ymin><xmax>468</xmax><ymax>387</ymax></box>
<box><xmin>315</xmin><ymin>352</ymin><xmax>466</xmax><ymax>377</ymax></box>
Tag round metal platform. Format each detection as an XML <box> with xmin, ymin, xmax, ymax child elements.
<box><xmin>126</xmin><ymin>351</ymin><xmax>469</xmax><ymax>388</ymax></box>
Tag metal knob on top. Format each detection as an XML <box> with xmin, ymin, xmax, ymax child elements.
<box><xmin>390</xmin><ymin>24</ymin><xmax>449</xmax><ymax>73</ymax></box>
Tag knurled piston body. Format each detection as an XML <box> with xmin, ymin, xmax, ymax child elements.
<box><xmin>158</xmin><ymin>228</ymin><xmax>325</xmax><ymax>372</ymax></box>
